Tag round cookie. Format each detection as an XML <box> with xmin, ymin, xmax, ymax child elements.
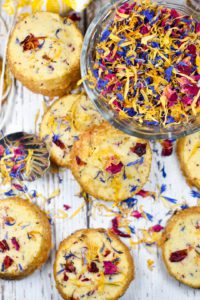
<box><xmin>70</xmin><ymin>122</ymin><xmax>152</xmax><ymax>202</ymax></box>
<box><xmin>7</xmin><ymin>12</ymin><xmax>83</xmax><ymax>97</ymax></box>
<box><xmin>40</xmin><ymin>93</ymin><xmax>102</xmax><ymax>167</ymax></box>
<box><xmin>177</xmin><ymin>132</ymin><xmax>200</xmax><ymax>189</ymax></box>
<box><xmin>54</xmin><ymin>228</ymin><xmax>134</xmax><ymax>300</ymax></box>
<box><xmin>161</xmin><ymin>207</ymin><xmax>200</xmax><ymax>288</ymax></box>
<box><xmin>0</xmin><ymin>197</ymin><xmax>51</xmax><ymax>279</ymax></box>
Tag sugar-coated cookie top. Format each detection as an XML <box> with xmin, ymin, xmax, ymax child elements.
<box><xmin>162</xmin><ymin>207</ymin><xmax>200</xmax><ymax>287</ymax></box>
<box><xmin>178</xmin><ymin>132</ymin><xmax>200</xmax><ymax>187</ymax></box>
<box><xmin>0</xmin><ymin>198</ymin><xmax>49</xmax><ymax>276</ymax></box>
<box><xmin>70</xmin><ymin>122</ymin><xmax>152</xmax><ymax>201</ymax></box>
<box><xmin>8</xmin><ymin>12</ymin><xmax>83</xmax><ymax>80</ymax></box>
<box><xmin>54</xmin><ymin>229</ymin><xmax>134</xmax><ymax>300</ymax></box>
<box><xmin>40</xmin><ymin>94</ymin><xmax>102</xmax><ymax>167</ymax></box>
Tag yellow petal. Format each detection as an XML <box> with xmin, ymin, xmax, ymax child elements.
<box><xmin>31</xmin><ymin>0</ymin><xmax>44</xmax><ymax>12</ymax></box>
<box><xmin>46</xmin><ymin>0</ymin><xmax>60</xmax><ymax>13</ymax></box>
<box><xmin>196</xmin><ymin>56</ymin><xmax>200</xmax><ymax>73</ymax></box>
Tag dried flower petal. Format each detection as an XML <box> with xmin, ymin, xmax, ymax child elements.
<box><xmin>0</xmin><ymin>145</ymin><xmax>5</xmax><ymax>156</ymax></box>
<box><xmin>111</xmin><ymin>217</ymin><xmax>130</xmax><ymax>238</ymax></box>
<box><xmin>0</xmin><ymin>240</ymin><xmax>9</xmax><ymax>252</ymax></box>
<box><xmin>132</xmin><ymin>210</ymin><xmax>143</xmax><ymax>219</ymax></box>
<box><xmin>63</xmin><ymin>204</ymin><xmax>71</xmax><ymax>211</ymax></box>
<box><xmin>136</xmin><ymin>189</ymin><xmax>150</xmax><ymax>197</ymax></box>
<box><xmin>11</xmin><ymin>237</ymin><xmax>20</xmax><ymax>251</ymax></box>
<box><xmin>106</xmin><ymin>162</ymin><xmax>123</xmax><ymax>174</ymax></box>
<box><xmin>3</xmin><ymin>256</ymin><xmax>14</xmax><ymax>269</ymax></box>
<box><xmin>63</xmin><ymin>273</ymin><xmax>69</xmax><ymax>281</ymax></box>
<box><xmin>4</xmin><ymin>217</ymin><xmax>16</xmax><ymax>226</ymax></box>
<box><xmin>104</xmin><ymin>261</ymin><xmax>118</xmax><ymax>275</ymax></box>
<box><xmin>88</xmin><ymin>262</ymin><xmax>99</xmax><ymax>273</ymax></box>
<box><xmin>161</xmin><ymin>140</ymin><xmax>173</xmax><ymax>156</ymax></box>
<box><xmin>169</xmin><ymin>249</ymin><xmax>188</xmax><ymax>262</ymax></box>
<box><xmin>20</xmin><ymin>34</ymin><xmax>46</xmax><ymax>51</ymax></box>
<box><xmin>104</xmin><ymin>249</ymin><xmax>111</xmax><ymax>257</ymax></box>
<box><xmin>131</xmin><ymin>143</ymin><xmax>147</xmax><ymax>157</ymax></box>
<box><xmin>76</xmin><ymin>156</ymin><xmax>86</xmax><ymax>166</ymax></box>
<box><xmin>149</xmin><ymin>224</ymin><xmax>164</xmax><ymax>232</ymax></box>
<box><xmin>65</xmin><ymin>261</ymin><xmax>76</xmax><ymax>273</ymax></box>
<box><xmin>53</xmin><ymin>139</ymin><xmax>66</xmax><ymax>150</ymax></box>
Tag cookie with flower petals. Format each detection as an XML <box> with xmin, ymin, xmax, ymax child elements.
<box><xmin>161</xmin><ymin>206</ymin><xmax>200</xmax><ymax>288</ymax></box>
<box><xmin>54</xmin><ymin>228</ymin><xmax>134</xmax><ymax>300</ymax></box>
<box><xmin>0</xmin><ymin>197</ymin><xmax>51</xmax><ymax>279</ymax></box>
<box><xmin>177</xmin><ymin>132</ymin><xmax>200</xmax><ymax>189</ymax></box>
<box><xmin>40</xmin><ymin>93</ymin><xmax>102</xmax><ymax>167</ymax></box>
<box><xmin>70</xmin><ymin>122</ymin><xmax>152</xmax><ymax>202</ymax></box>
<box><xmin>7</xmin><ymin>12</ymin><xmax>83</xmax><ymax>97</ymax></box>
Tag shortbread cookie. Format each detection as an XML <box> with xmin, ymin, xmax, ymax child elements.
<box><xmin>7</xmin><ymin>12</ymin><xmax>83</xmax><ymax>97</ymax></box>
<box><xmin>54</xmin><ymin>228</ymin><xmax>134</xmax><ymax>300</ymax></box>
<box><xmin>0</xmin><ymin>197</ymin><xmax>51</xmax><ymax>279</ymax></box>
<box><xmin>40</xmin><ymin>93</ymin><xmax>102</xmax><ymax>167</ymax></box>
<box><xmin>177</xmin><ymin>132</ymin><xmax>200</xmax><ymax>189</ymax></box>
<box><xmin>161</xmin><ymin>207</ymin><xmax>200</xmax><ymax>288</ymax></box>
<box><xmin>70</xmin><ymin>122</ymin><xmax>152</xmax><ymax>202</ymax></box>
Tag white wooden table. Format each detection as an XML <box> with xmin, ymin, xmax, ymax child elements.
<box><xmin>0</xmin><ymin>0</ymin><xmax>200</xmax><ymax>299</ymax></box>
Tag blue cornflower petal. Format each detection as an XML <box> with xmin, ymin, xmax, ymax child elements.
<box><xmin>165</xmin><ymin>66</ymin><xmax>173</xmax><ymax>82</ymax></box>
<box><xmin>100</xmin><ymin>29</ymin><xmax>111</xmax><ymax>42</ymax></box>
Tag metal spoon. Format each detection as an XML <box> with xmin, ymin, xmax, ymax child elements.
<box><xmin>0</xmin><ymin>132</ymin><xmax>50</xmax><ymax>182</ymax></box>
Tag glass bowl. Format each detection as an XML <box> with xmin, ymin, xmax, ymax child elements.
<box><xmin>81</xmin><ymin>0</ymin><xmax>200</xmax><ymax>140</ymax></box>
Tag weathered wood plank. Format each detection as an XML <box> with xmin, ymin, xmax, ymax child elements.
<box><xmin>0</xmin><ymin>0</ymin><xmax>200</xmax><ymax>299</ymax></box>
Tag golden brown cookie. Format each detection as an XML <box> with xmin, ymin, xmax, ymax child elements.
<box><xmin>177</xmin><ymin>132</ymin><xmax>200</xmax><ymax>189</ymax></box>
<box><xmin>40</xmin><ymin>93</ymin><xmax>102</xmax><ymax>167</ymax></box>
<box><xmin>161</xmin><ymin>207</ymin><xmax>200</xmax><ymax>288</ymax></box>
<box><xmin>7</xmin><ymin>12</ymin><xmax>83</xmax><ymax>97</ymax></box>
<box><xmin>0</xmin><ymin>197</ymin><xmax>51</xmax><ymax>279</ymax></box>
<box><xmin>70</xmin><ymin>122</ymin><xmax>152</xmax><ymax>202</ymax></box>
<box><xmin>54</xmin><ymin>228</ymin><xmax>134</xmax><ymax>300</ymax></box>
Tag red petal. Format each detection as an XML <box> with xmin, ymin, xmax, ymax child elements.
<box><xmin>81</xmin><ymin>278</ymin><xmax>90</xmax><ymax>282</ymax></box>
<box><xmin>111</xmin><ymin>217</ymin><xmax>130</xmax><ymax>238</ymax></box>
<box><xmin>104</xmin><ymin>261</ymin><xmax>118</xmax><ymax>275</ymax></box>
<box><xmin>53</xmin><ymin>139</ymin><xmax>66</xmax><ymax>150</ymax></box>
<box><xmin>130</xmin><ymin>143</ymin><xmax>147</xmax><ymax>157</ymax></box>
<box><xmin>11</xmin><ymin>237</ymin><xmax>20</xmax><ymax>251</ymax></box>
<box><xmin>149</xmin><ymin>224</ymin><xmax>164</xmax><ymax>232</ymax></box>
<box><xmin>169</xmin><ymin>249</ymin><xmax>188</xmax><ymax>262</ymax></box>
<box><xmin>161</xmin><ymin>140</ymin><xmax>173</xmax><ymax>156</ymax></box>
<box><xmin>20</xmin><ymin>34</ymin><xmax>46</xmax><ymax>51</ymax></box>
<box><xmin>196</xmin><ymin>22</ymin><xmax>200</xmax><ymax>34</ymax></box>
<box><xmin>106</xmin><ymin>162</ymin><xmax>123</xmax><ymax>174</ymax></box>
<box><xmin>76</xmin><ymin>156</ymin><xmax>86</xmax><ymax>166</ymax></box>
<box><xmin>140</xmin><ymin>25</ymin><xmax>150</xmax><ymax>34</ymax></box>
<box><xmin>136</xmin><ymin>189</ymin><xmax>150</xmax><ymax>197</ymax></box>
<box><xmin>132</xmin><ymin>210</ymin><xmax>143</xmax><ymax>219</ymax></box>
<box><xmin>68</xmin><ymin>13</ymin><xmax>81</xmax><ymax>21</ymax></box>
<box><xmin>65</xmin><ymin>261</ymin><xmax>76</xmax><ymax>273</ymax></box>
<box><xmin>170</xmin><ymin>9</ymin><xmax>180</xmax><ymax>18</ymax></box>
<box><xmin>63</xmin><ymin>204</ymin><xmax>71</xmax><ymax>211</ymax></box>
<box><xmin>187</xmin><ymin>44</ymin><xmax>196</xmax><ymax>55</ymax></box>
<box><xmin>181</xmin><ymin>96</ymin><xmax>193</xmax><ymax>106</ymax></box>
<box><xmin>113</xmin><ymin>100</ymin><xmax>122</xmax><ymax>112</ymax></box>
<box><xmin>88</xmin><ymin>262</ymin><xmax>99</xmax><ymax>273</ymax></box>
<box><xmin>0</xmin><ymin>145</ymin><xmax>5</xmax><ymax>156</ymax></box>
<box><xmin>3</xmin><ymin>256</ymin><xmax>14</xmax><ymax>269</ymax></box>
<box><xmin>104</xmin><ymin>249</ymin><xmax>111</xmax><ymax>257</ymax></box>
<box><xmin>0</xmin><ymin>240</ymin><xmax>9</xmax><ymax>252</ymax></box>
<box><xmin>63</xmin><ymin>273</ymin><xmax>69</xmax><ymax>281</ymax></box>
<box><xmin>177</xmin><ymin>63</ymin><xmax>192</xmax><ymax>76</ymax></box>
